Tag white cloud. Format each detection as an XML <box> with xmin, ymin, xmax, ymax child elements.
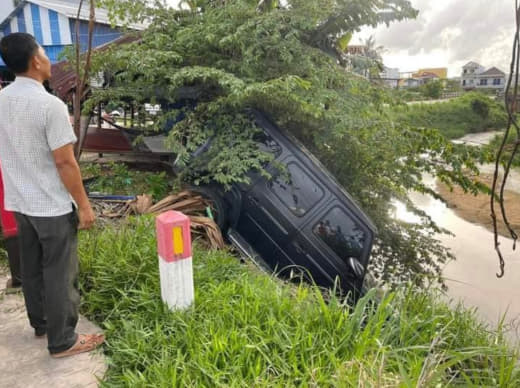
<box><xmin>353</xmin><ymin>0</ymin><xmax>516</xmax><ymax>77</ymax></box>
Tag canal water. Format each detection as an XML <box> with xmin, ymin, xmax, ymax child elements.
<box><xmin>400</xmin><ymin>131</ymin><xmax>520</xmax><ymax>343</ymax></box>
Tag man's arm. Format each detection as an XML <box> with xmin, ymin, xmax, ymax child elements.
<box><xmin>52</xmin><ymin>144</ymin><xmax>95</xmax><ymax>230</ymax></box>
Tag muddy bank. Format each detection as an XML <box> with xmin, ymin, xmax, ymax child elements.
<box><xmin>437</xmin><ymin>173</ymin><xmax>520</xmax><ymax>238</ymax></box>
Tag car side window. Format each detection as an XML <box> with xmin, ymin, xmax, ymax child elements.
<box><xmin>313</xmin><ymin>207</ymin><xmax>366</xmax><ymax>262</ymax></box>
<box><xmin>269</xmin><ymin>162</ymin><xmax>324</xmax><ymax>216</ymax></box>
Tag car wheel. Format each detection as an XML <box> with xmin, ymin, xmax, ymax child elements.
<box><xmin>188</xmin><ymin>184</ymin><xmax>228</xmax><ymax>230</ymax></box>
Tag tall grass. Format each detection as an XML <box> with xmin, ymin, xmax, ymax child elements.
<box><xmin>79</xmin><ymin>216</ymin><xmax>519</xmax><ymax>386</ymax></box>
<box><xmin>389</xmin><ymin>92</ymin><xmax>508</xmax><ymax>139</ymax></box>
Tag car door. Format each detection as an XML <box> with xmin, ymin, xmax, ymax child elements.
<box><xmin>237</xmin><ymin>157</ymin><xmax>327</xmax><ymax>276</ymax></box>
<box><xmin>286</xmin><ymin>202</ymin><xmax>373</xmax><ymax>294</ymax></box>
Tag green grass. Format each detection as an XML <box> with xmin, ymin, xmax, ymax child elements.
<box><xmin>78</xmin><ymin>216</ymin><xmax>520</xmax><ymax>387</ymax></box>
<box><xmin>389</xmin><ymin>92</ymin><xmax>508</xmax><ymax>139</ymax></box>
<box><xmin>81</xmin><ymin>162</ymin><xmax>172</xmax><ymax>200</ymax></box>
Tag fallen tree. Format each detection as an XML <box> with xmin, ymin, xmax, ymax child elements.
<box><xmin>86</xmin><ymin>0</ymin><xmax>484</xmax><ymax>287</ymax></box>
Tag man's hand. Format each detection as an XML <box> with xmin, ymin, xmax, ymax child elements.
<box><xmin>53</xmin><ymin>144</ymin><xmax>94</xmax><ymax>229</ymax></box>
<box><xmin>78</xmin><ymin>205</ymin><xmax>96</xmax><ymax>230</ymax></box>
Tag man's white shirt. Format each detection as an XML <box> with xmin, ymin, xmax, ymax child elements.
<box><xmin>0</xmin><ymin>76</ymin><xmax>77</xmax><ymax>217</ymax></box>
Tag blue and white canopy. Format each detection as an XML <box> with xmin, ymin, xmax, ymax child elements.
<box><xmin>2</xmin><ymin>1</ymin><xmax>74</xmax><ymax>46</ymax></box>
<box><xmin>0</xmin><ymin>0</ymin><xmax>145</xmax><ymax>67</ymax></box>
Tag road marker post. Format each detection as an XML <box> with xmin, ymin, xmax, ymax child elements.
<box><xmin>156</xmin><ymin>211</ymin><xmax>194</xmax><ymax>310</ymax></box>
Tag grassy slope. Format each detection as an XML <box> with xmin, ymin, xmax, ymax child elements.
<box><xmin>79</xmin><ymin>217</ymin><xmax>519</xmax><ymax>387</ymax></box>
<box><xmin>389</xmin><ymin>92</ymin><xmax>508</xmax><ymax>139</ymax></box>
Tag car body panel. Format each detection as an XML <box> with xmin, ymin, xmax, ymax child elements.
<box><xmin>219</xmin><ymin>111</ymin><xmax>376</xmax><ymax>296</ymax></box>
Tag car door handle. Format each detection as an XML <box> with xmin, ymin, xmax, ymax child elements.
<box><xmin>249</xmin><ymin>195</ymin><xmax>260</xmax><ymax>206</ymax></box>
<box><xmin>292</xmin><ymin>242</ymin><xmax>304</xmax><ymax>254</ymax></box>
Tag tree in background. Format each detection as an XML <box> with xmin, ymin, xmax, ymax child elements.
<box><xmin>87</xmin><ymin>0</ymin><xmax>483</xmax><ymax>287</ymax></box>
<box><xmin>420</xmin><ymin>80</ymin><xmax>443</xmax><ymax>99</ymax></box>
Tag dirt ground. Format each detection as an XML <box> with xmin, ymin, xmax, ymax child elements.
<box><xmin>437</xmin><ymin>174</ymin><xmax>520</xmax><ymax>238</ymax></box>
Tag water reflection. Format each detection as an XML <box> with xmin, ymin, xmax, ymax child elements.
<box><xmin>397</xmin><ymin>173</ymin><xmax>520</xmax><ymax>343</ymax></box>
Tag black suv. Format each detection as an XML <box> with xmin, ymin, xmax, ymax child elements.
<box><xmin>189</xmin><ymin>110</ymin><xmax>376</xmax><ymax>297</ymax></box>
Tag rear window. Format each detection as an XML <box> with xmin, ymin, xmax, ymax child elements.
<box><xmin>313</xmin><ymin>207</ymin><xmax>366</xmax><ymax>263</ymax></box>
<box><xmin>269</xmin><ymin>162</ymin><xmax>324</xmax><ymax>217</ymax></box>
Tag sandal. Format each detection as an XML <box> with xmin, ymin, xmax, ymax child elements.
<box><xmin>51</xmin><ymin>333</ymin><xmax>105</xmax><ymax>359</ymax></box>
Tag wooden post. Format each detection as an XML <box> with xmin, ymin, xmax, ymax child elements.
<box><xmin>97</xmin><ymin>102</ymin><xmax>102</xmax><ymax>129</ymax></box>
<box><xmin>155</xmin><ymin>211</ymin><xmax>194</xmax><ymax>310</ymax></box>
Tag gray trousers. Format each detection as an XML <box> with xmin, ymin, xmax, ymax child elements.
<box><xmin>14</xmin><ymin>209</ymin><xmax>79</xmax><ymax>354</ymax></box>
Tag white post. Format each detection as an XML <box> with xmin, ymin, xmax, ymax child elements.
<box><xmin>155</xmin><ymin>211</ymin><xmax>194</xmax><ymax>310</ymax></box>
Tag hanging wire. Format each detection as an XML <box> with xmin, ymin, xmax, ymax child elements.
<box><xmin>491</xmin><ymin>0</ymin><xmax>520</xmax><ymax>278</ymax></box>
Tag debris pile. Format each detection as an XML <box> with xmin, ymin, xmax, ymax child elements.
<box><xmin>90</xmin><ymin>191</ymin><xmax>225</xmax><ymax>249</ymax></box>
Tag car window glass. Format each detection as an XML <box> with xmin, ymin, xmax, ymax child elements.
<box><xmin>313</xmin><ymin>207</ymin><xmax>366</xmax><ymax>262</ymax></box>
<box><xmin>269</xmin><ymin>162</ymin><xmax>324</xmax><ymax>216</ymax></box>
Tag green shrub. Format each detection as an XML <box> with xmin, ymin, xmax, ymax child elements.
<box><xmin>419</xmin><ymin>80</ymin><xmax>442</xmax><ymax>99</ymax></box>
<box><xmin>390</xmin><ymin>92</ymin><xmax>508</xmax><ymax>139</ymax></box>
<box><xmin>78</xmin><ymin>217</ymin><xmax>520</xmax><ymax>386</ymax></box>
<box><xmin>81</xmin><ymin>162</ymin><xmax>171</xmax><ymax>200</ymax></box>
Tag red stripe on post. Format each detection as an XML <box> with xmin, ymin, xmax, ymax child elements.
<box><xmin>156</xmin><ymin>211</ymin><xmax>192</xmax><ymax>262</ymax></box>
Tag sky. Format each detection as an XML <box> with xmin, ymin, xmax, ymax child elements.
<box><xmin>352</xmin><ymin>0</ymin><xmax>516</xmax><ymax>78</ymax></box>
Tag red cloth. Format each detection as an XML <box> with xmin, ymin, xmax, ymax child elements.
<box><xmin>0</xmin><ymin>163</ymin><xmax>18</xmax><ymax>237</ymax></box>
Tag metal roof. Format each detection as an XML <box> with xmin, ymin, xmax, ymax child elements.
<box><xmin>463</xmin><ymin>61</ymin><xmax>484</xmax><ymax>69</ymax></box>
<box><xmin>479</xmin><ymin>67</ymin><xmax>506</xmax><ymax>77</ymax></box>
<box><xmin>0</xmin><ymin>0</ymin><xmax>146</xmax><ymax>31</ymax></box>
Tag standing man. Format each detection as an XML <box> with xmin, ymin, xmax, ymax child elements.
<box><xmin>0</xmin><ymin>33</ymin><xmax>104</xmax><ymax>358</ymax></box>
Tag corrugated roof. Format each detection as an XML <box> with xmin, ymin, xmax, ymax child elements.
<box><xmin>463</xmin><ymin>61</ymin><xmax>483</xmax><ymax>69</ymax></box>
<box><xmin>479</xmin><ymin>67</ymin><xmax>506</xmax><ymax>77</ymax></box>
<box><xmin>0</xmin><ymin>0</ymin><xmax>147</xmax><ymax>31</ymax></box>
<box><xmin>49</xmin><ymin>33</ymin><xmax>140</xmax><ymax>101</ymax></box>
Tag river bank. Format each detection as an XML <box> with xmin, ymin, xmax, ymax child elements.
<box><xmin>437</xmin><ymin>172</ymin><xmax>520</xmax><ymax>238</ymax></box>
<box><xmin>402</xmin><ymin>130</ymin><xmax>520</xmax><ymax>343</ymax></box>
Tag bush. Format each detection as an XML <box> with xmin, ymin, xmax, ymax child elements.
<box><xmin>81</xmin><ymin>162</ymin><xmax>171</xmax><ymax>200</ymax></box>
<box><xmin>419</xmin><ymin>80</ymin><xmax>442</xmax><ymax>99</ymax></box>
<box><xmin>390</xmin><ymin>92</ymin><xmax>508</xmax><ymax>139</ymax></box>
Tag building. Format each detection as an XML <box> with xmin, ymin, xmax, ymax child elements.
<box><xmin>344</xmin><ymin>45</ymin><xmax>367</xmax><ymax>56</ymax></box>
<box><xmin>476</xmin><ymin>67</ymin><xmax>506</xmax><ymax>90</ymax></box>
<box><xmin>0</xmin><ymin>0</ymin><xmax>144</xmax><ymax>72</ymax></box>
<box><xmin>412</xmin><ymin>68</ymin><xmax>448</xmax><ymax>80</ymax></box>
<box><xmin>380</xmin><ymin>67</ymin><xmax>400</xmax><ymax>88</ymax></box>
<box><xmin>461</xmin><ymin>61</ymin><xmax>505</xmax><ymax>91</ymax></box>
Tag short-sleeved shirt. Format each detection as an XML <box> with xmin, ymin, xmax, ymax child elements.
<box><xmin>0</xmin><ymin>76</ymin><xmax>77</xmax><ymax>217</ymax></box>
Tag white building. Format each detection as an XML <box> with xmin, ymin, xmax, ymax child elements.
<box><xmin>380</xmin><ymin>67</ymin><xmax>400</xmax><ymax>88</ymax></box>
<box><xmin>461</xmin><ymin>62</ymin><xmax>505</xmax><ymax>91</ymax></box>
<box><xmin>477</xmin><ymin>67</ymin><xmax>506</xmax><ymax>90</ymax></box>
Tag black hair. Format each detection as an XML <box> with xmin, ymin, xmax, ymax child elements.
<box><xmin>0</xmin><ymin>33</ymin><xmax>39</xmax><ymax>74</ymax></box>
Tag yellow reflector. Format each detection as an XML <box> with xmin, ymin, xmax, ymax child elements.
<box><xmin>173</xmin><ymin>226</ymin><xmax>184</xmax><ymax>255</ymax></box>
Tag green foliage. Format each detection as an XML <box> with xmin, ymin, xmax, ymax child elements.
<box><xmin>87</xmin><ymin>0</ymin><xmax>491</xmax><ymax>286</ymax></box>
<box><xmin>471</xmin><ymin>97</ymin><xmax>490</xmax><ymax>119</ymax></box>
<box><xmin>79</xmin><ymin>217</ymin><xmax>520</xmax><ymax>386</ymax></box>
<box><xmin>419</xmin><ymin>80</ymin><xmax>443</xmax><ymax>99</ymax></box>
<box><xmin>390</xmin><ymin>92</ymin><xmax>508</xmax><ymax>139</ymax></box>
<box><xmin>81</xmin><ymin>162</ymin><xmax>171</xmax><ymax>200</ymax></box>
<box><xmin>485</xmin><ymin>128</ymin><xmax>520</xmax><ymax>168</ymax></box>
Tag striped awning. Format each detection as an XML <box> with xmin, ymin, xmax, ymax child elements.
<box><xmin>1</xmin><ymin>2</ymin><xmax>72</xmax><ymax>46</ymax></box>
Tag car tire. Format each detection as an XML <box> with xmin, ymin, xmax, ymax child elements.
<box><xmin>188</xmin><ymin>184</ymin><xmax>228</xmax><ymax>230</ymax></box>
